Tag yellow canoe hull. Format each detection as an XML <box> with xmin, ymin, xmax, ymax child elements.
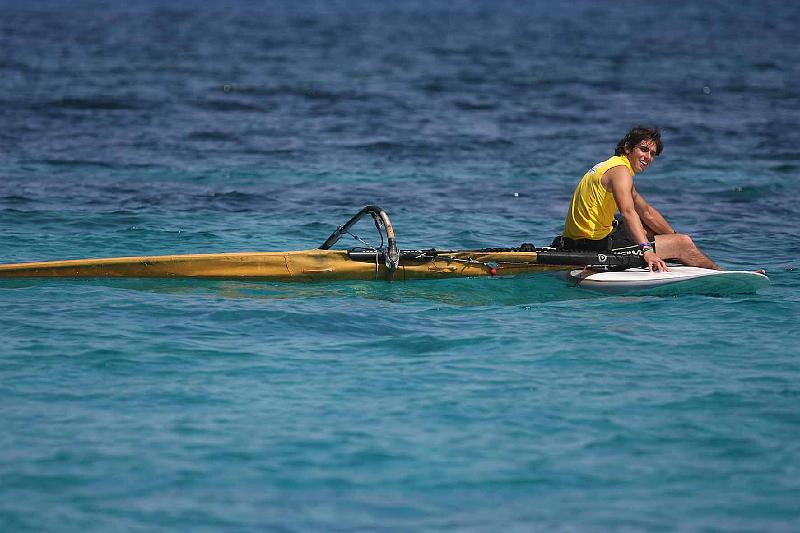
<box><xmin>0</xmin><ymin>249</ymin><xmax>571</xmax><ymax>281</ymax></box>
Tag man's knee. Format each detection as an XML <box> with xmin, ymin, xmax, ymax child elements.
<box><xmin>675</xmin><ymin>234</ymin><xmax>694</xmax><ymax>249</ymax></box>
<box><xmin>655</xmin><ymin>233</ymin><xmax>695</xmax><ymax>259</ymax></box>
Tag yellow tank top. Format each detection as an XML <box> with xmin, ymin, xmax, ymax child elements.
<box><xmin>563</xmin><ymin>155</ymin><xmax>634</xmax><ymax>240</ymax></box>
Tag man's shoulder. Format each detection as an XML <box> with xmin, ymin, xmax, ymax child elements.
<box><xmin>604</xmin><ymin>164</ymin><xmax>633</xmax><ymax>180</ymax></box>
<box><xmin>600</xmin><ymin>162</ymin><xmax>634</xmax><ymax>191</ymax></box>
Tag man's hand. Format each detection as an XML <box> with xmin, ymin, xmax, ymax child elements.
<box><xmin>643</xmin><ymin>250</ymin><xmax>668</xmax><ymax>272</ymax></box>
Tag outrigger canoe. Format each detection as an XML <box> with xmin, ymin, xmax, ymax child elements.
<box><xmin>0</xmin><ymin>206</ymin><xmax>769</xmax><ymax>294</ymax></box>
<box><xmin>0</xmin><ymin>205</ymin><xmax>642</xmax><ymax>281</ymax></box>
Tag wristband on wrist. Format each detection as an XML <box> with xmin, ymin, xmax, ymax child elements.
<box><xmin>639</xmin><ymin>243</ymin><xmax>653</xmax><ymax>253</ymax></box>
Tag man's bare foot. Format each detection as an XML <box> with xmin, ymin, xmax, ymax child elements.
<box><xmin>756</xmin><ymin>269</ymin><xmax>767</xmax><ymax>276</ymax></box>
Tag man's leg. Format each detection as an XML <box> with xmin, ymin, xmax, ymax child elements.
<box><xmin>653</xmin><ymin>234</ymin><xmax>721</xmax><ymax>270</ymax></box>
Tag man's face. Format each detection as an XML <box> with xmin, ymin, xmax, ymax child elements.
<box><xmin>625</xmin><ymin>139</ymin><xmax>658</xmax><ymax>173</ymax></box>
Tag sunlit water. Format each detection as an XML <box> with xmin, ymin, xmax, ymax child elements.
<box><xmin>2</xmin><ymin>0</ymin><xmax>799</xmax><ymax>530</ymax></box>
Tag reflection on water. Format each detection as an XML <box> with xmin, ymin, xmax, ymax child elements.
<box><xmin>0</xmin><ymin>273</ymin><xmax>595</xmax><ymax>306</ymax></box>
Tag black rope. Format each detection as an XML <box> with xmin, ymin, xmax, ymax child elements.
<box><xmin>342</xmin><ymin>212</ymin><xmax>387</xmax><ymax>252</ymax></box>
<box><xmin>371</xmin><ymin>212</ymin><xmax>385</xmax><ymax>250</ymax></box>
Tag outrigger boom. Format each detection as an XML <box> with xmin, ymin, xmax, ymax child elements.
<box><xmin>0</xmin><ymin>206</ymin><xmax>644</xmax><ymax>281</ymax></box>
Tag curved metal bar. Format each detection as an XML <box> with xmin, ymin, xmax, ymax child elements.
<box><xmin>319</xmin><ymin>206</ymin><xmax>399</xmax><ymax>273</ymax></box>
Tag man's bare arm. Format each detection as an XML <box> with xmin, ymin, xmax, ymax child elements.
<box><xmin>606</xmin><ymin>166</ymin><xmax>649</xmax><ymax>244</ymax></box>
<box><xmin>606</xmin><ymin>166</ymin><xmax>668</xmax><ymax>272</ymax></box>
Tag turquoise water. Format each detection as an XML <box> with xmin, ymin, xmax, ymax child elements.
<box><xmin>2</xmin><ymin>1</ymin><xmax>800</xmax><ymax>530</ymax></box>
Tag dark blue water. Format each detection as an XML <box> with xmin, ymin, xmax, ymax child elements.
<box><xmin>2</xmin><ymin>1</ymin><xmax>799</xmax><ymax>530</ymax></box>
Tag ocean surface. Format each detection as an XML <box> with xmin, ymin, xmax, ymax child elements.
<box><xmin>2</xmin><ymin>0</ymin><xmax>799</xmax><ymax>530</ymax></box>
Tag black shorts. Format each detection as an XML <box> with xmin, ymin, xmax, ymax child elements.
<box><xmin>554</xmin><ymin>220</ymin><xmax>654</xmax><ymax>253</ymax></box>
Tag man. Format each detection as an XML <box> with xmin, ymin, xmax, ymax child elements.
<box><xmin>556</xmin><ymin>126</ymin><xmax>720</xmax><ymax>272</ymax></box>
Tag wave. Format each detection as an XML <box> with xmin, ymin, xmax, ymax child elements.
<box><xmin>44</xmin><ymin>97</ymin><xmax>140</xmax><ymax>111</ymax></box>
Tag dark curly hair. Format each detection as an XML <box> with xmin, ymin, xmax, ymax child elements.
<box><xmin>614</xmin><ymin>126</ymin><xmax>663</xmax><ymax>157</ymax></box>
